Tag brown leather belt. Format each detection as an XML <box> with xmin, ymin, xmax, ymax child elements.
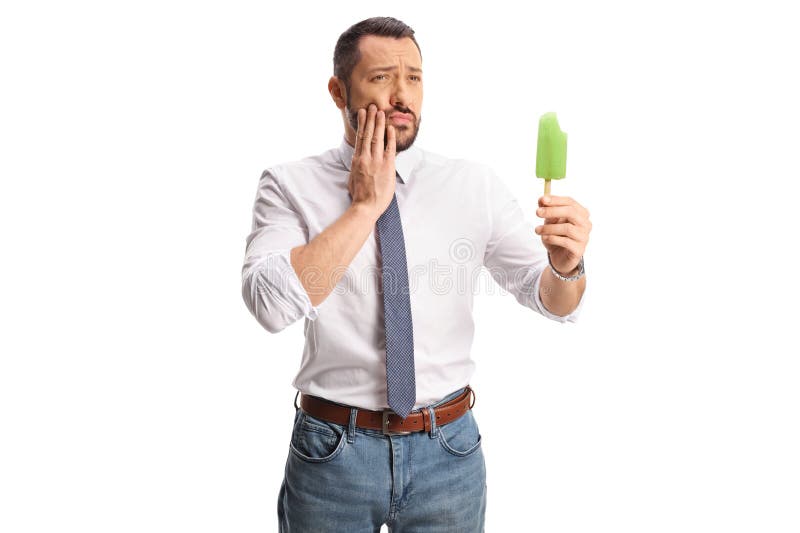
<box><xmin>296</xmin><ymin>385</ymin><xmax>475</xmax><ymax>436</ymax></box>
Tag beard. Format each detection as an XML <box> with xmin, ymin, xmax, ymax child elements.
<box><xmin>346</xmin><ymin>105</ymin><xmax>421</xmax><ymax>153</ymax></box>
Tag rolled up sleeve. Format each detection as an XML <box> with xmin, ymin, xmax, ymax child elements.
<box><xmin>241</xmin><ymin>168</ymin><xmax>318</xmax><ymax>333</ymax></box>
<box><xmin>482</xmin><ymin>168</ymin><xmax>583</xmax><ymax>323</ymax></box>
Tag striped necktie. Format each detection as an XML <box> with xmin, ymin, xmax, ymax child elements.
<box><xmin>375</xmin><ymin>172</ymin><xmax>416</xmax><ymax>419</ymax></box>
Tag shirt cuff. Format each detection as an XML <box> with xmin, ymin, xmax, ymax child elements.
<box><xmin>254</xmin><ymin>248</ymin><xmax>319</xmax><ymax>321</ymax></box>
<box><xmin>531</xmin><ymin>266</ymin><xmax>584</xmax><ymax>323</ymax></box>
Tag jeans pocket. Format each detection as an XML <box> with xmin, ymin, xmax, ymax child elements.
<box><xmin>437</xmin><ymin>409</ymin><xmax>483</xmax><ymax>457</ymax></box>
<box><xmin>289</xmin><ymin>410</ymin><xmax>348</xmax><ymax>463</ymax></box>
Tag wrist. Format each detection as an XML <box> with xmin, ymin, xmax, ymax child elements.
<box><xmin>349</xmin><ymin>202</ymin><xmax>380</xmax><ymax>222</ymax></box>
<box><xmin>547</xmin><ymin>253</ymin><xmax>585</xmax><ymax>282</ymax></box>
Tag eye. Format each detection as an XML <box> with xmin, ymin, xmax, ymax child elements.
<box><xmin>373</xmin><ymin>74</ymin><xmax>387</xmax><ymax>81</ymax></box>
<box><xmin>410</xmin><ymin>75</ymin><xmax>421</xmax><ymax>82</ymax></box>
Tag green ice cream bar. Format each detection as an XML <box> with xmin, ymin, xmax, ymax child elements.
<box><xmin>535</xmin><ymin>112</ymin><xmax>567</xmax><ymax>180</ymax></box>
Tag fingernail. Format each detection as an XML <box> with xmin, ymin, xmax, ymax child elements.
<box><xmin>536</xmin><ymin>208</ymin><xmax>544</xmax><ymax>216</ymax></box>
<box><xmin>543</xmin><ymin>195</ymin><xmax>551</xmax><ymax>203</ymax></box>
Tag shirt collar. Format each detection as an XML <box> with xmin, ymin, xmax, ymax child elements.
<box><xmin>338</xmin><ymin>135</ymin><xmax>422</xmax><ymax>185</ymax></box>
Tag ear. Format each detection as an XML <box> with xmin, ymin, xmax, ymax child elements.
<box><xmin>328</xmin><ymin>76</ymin><xmax>346</xmax><ymax>110</ymax></box>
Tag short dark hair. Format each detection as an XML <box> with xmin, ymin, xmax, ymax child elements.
<box><xmin>333</xmin><ymin>17</ymin><xmax>422</xmax><ymax>93</ymax></box>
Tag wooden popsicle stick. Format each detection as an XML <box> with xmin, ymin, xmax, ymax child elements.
<box><xmin>544</xmin><ymin>179</ymin><xmax>551</xmax><ymax>196</ymax></box>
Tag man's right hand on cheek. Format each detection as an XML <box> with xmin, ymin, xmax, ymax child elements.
<box><xmin>348</xmin><ymin>103</ymin><xmax>397</xmax><ymax>219</ymax></box>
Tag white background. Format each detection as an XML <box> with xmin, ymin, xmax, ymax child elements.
<box><xmin>1</xmin><ymin>1</ymin><xmax>798</xmax><ymax>531</ymax></box>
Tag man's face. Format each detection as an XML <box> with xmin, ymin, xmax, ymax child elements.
<box><xmin>343</xmin><ymin>35</ymin><xmax>423</xmax><ymax>152</ymax></box>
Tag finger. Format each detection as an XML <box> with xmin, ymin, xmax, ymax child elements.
<box><xmin>539</xmin><ymin>234</ymin><xmax>582</xmax><ymax>257</ymax></box>
<box><xmin>372</xmin><ymin>109</ymin><xmax>385</xmax><ymax>160</ymax></box>
<box><xmin>536</xmin><ymin>206</ymin><xmax>588</xmax><ymax>226</ymax></box>
<box><xmin>360</xmin><ymin>104</ymin><xmax>377</xmax><ymax>158</ymax></box>
<box><xmin>535</xmin><ymin>222</ymin><xmax>583</xmax><ymax>240</ymax></box>
<box><xmin>538</xmin><ymin>194</ymin><xmax>576</xmax><ymax>207</ymax></box>
<box><xmin>354</xmin><ymin>108</ymin><xmax>366</xmax><ymax>158</ymax></box>
<box><xmin>538</xmin><ymin>196</ymin><xmax>590</xmax><ymax>221</ymax></box>
<box><xmin>385</xmin><ymin>124</ymin><xmax>396</xmax><ymax>159</ymax></box>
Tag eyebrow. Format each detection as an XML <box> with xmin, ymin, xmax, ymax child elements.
<box><xmin>367</xmin><ymin>65</ymin><xmax>423</xmax><ymax>74</ymax></box>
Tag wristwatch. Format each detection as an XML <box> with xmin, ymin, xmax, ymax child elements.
<box><xmin>547</xmin><ymin>252</ymin><xmax>585</xmax><ymax>282</ymax></box>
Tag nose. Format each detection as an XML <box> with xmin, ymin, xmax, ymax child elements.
<box><xmin>390</xmin><ymin>78</ymin><xmax>414</xmax><ymax>111</ymax></box>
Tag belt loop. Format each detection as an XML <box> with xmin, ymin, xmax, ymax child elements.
<box><xmin>347</xmin><ymin>407</ymin><xmax>358</xmax><ymax>443</ymax></box>
<box><xmin>293</xmin><ymin>390</ymin><xmax>300</xmax><ymax>411</ymax></box>
<box><xmin>427</xmin><ymin>405</ymin><xmax>437</xmax><ymax>439</ymax></box>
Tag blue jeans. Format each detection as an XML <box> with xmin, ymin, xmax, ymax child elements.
<box><xmin>278</xmin><ymin>386</ymin><xmax>487</xmax><ymax>532</ymax></box>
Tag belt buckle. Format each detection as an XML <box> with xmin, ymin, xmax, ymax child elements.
<box><xmin>382</xmin><ymin>409</ymin><xmax>413</xmax><ymax>436</ymax></box>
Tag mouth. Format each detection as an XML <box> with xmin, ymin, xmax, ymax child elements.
<box><xmin>389</xmin><ymin>113</ymin><xmax>413</xmax><ymax>125</ymax></box>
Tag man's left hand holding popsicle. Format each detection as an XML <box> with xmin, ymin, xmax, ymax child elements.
<box><xmin>533</xmin><ymin>112</ymin><xmax>591</xmax><ymax>317</ymax></box>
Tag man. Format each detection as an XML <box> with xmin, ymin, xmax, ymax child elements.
<box><xmin>241</xmin><ymin>16</ymin><xmax>590</xmax><ymax>532</ymax></box>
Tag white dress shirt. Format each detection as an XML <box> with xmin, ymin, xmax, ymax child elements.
<box><xmin>241</xmin><ymin>136</ymin><xmax>584</xmax><ymax>410</ymax></box>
